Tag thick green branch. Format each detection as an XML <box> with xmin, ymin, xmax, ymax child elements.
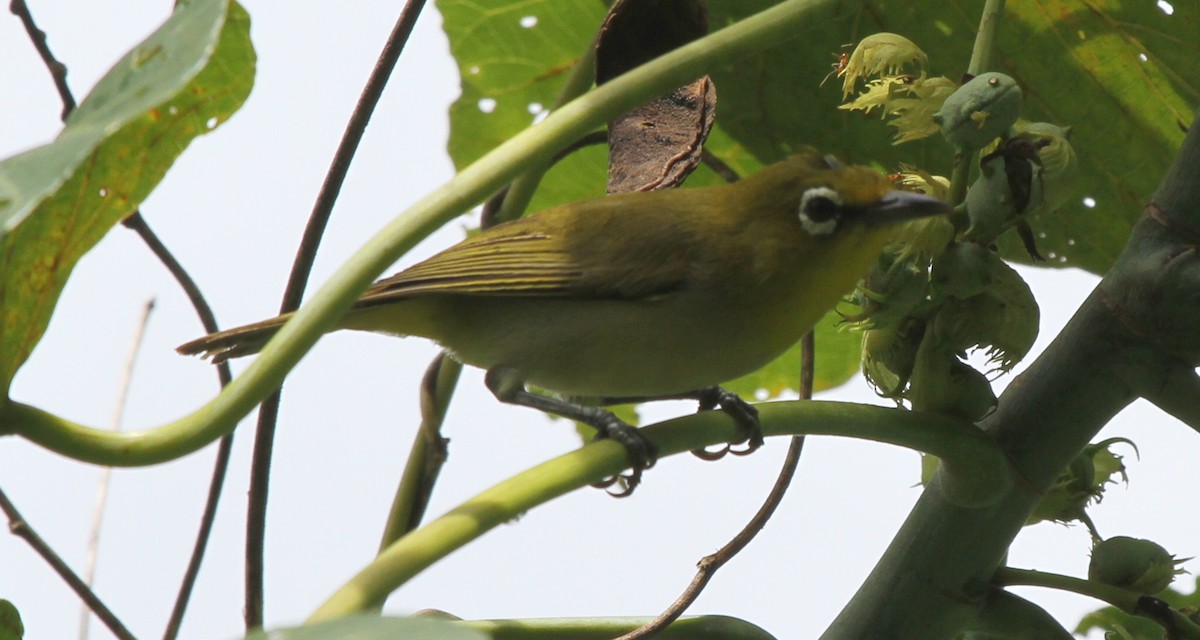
<box><xmin>1141</xmin><ymin>365</ymin><xmax>1200</xmax><ymax>433</ymax></box>
<box><xmin>307</xmin><ymin>400</ymin><xmax>1006</xmax><ymax>621</ymax></box>
<box><xmin>0</xmin><ymin>0</ymin><xmax>837</xmax><ymax>466</ymax></box>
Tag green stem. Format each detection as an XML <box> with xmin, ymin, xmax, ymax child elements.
<box><xmin>459</xmin><ymin>615</ymin><xmax>775</xmax><ymax>640</ymax></box>
<box><xmin>493</xmin><ymin>37</ymin><xmax>598</xmax><ymax>224</ymax></box>
<box><xmin>377</xmin><ymin>354</ymin><xmax>461</xmax><ymax>553</ymax></box>
<box><xmin>947</xmin><ymin>0</ymin><xmax>1007</xmax><ymax>210</ymax></box>
<box><xmin>994</xmin><ymin>567</ymin><xmax>1139</xmax><ymax>610</ymax></box>
<box><xmin>967</xmin><ymin>0</ymin><xmax>1005</xmax><ymax>76</ymax></box>
<box><xmin>0</xmin><ymin>0</ymin><xmax>838</xmax><ymax>467</ymax></box>
<box><xmin>995</xmin><ymin>567</ymin><xmax>1200</xmax><ymax>638</ymax></box>
<box><xmin>307</xmin><ymin>401</ymin><xmax>1008</xmax><ymax>620</ymax></box>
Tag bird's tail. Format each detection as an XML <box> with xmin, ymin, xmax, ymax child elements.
<box><xmin>175</xmin><ymin>313</ymin><xmax>294</xmax><ymax>364</ymax></box>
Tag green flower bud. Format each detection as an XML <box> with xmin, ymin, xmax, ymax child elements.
<box><xmin>1012</xmin><ymin>120</ymin><xmax>1079</xmax><ymax>214</ymax></box>
<box><xmin>1086</xmin><ymin>437</ymin><xmax>1137</xmax><ymax>488</ymax></box>
<box><xmin>890</xmin><ymin>168</ymin><xmax>955</xmax><ymax>261</ymax></box>
<box><xmin>964</xmin><ymin>151</ymin><xmax>1039</xmax><ymax>242</ymax></box>
<box><xmin>908</xmin><ymin>340</ymin><xmax>996</xmax><ymax>420</ymax></box>
<box><xmin>840</xmin><ymin>32</ymin><xmax>928</xmax><ymax>98</ymax></box>
<box><xmin>847</xmin><ymin>253</ymin><xmax>929</xmax><ymax>329</ymax></box>
<box><xmin>862</xmin><ymin>317</ymin><xmax>925</xmax><ymax>399</ymax></box>
<box><xmin>931</xmin><ymin>241</ymin><xmax>997</xmax><ymax>301</ymax></box>
<box><xmin>1089</xmin><ymin>536</ymin><xmax>1187</xmax><ymax>595</ymax></box>
<box><xmin>886</xmin><ymin>76</ymin><xmax>958</xmax><ymax>144</ymax></box>
<box><xmin>1027</xmin><ymin>439</ymin><xmax>1139</xmax><ymax>531</ymax></box>
<box><xmin>934</xmin><ymin>72</ymin><xmax>1022</xmax><ymax>152</ymax></box>
<box><xmin>929</xmin><ymin>253</ymin><xmax>1039</xmax><ymax>372</ymax></box>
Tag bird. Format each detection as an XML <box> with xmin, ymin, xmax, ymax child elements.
<box><xmin>178</xmin><ymin>151</ymin><xmax>952</xmax><ymax>493</ymax></box>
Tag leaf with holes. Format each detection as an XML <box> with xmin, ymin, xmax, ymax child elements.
<box><xmin>702</xmin><ymin>0</ymin><xmax>1198</xmax><ymax>274</ymax></box>
<box><xmin>0</xmin><ymin>0</ymin><xmax>254</xmax><ymax>392</ymax></box>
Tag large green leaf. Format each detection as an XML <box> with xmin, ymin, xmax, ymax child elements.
<box><xmin>0</xmin><ymin>0</ymin><xmax>254</xmax><ymax>392</ymax></box>
<box><xmin>438</xmin><ymin>0</ymin><xmax>609</xmax><ymax>212</ymax></box>
<box><xmin>436</xmin><ymin>0</ymin><xmax>1198</xmax><ymax>396</ymax></box>
<box><xmin>702</xmin><ymin>0</ymin><xmax>1197</xmax><ymax>274</ymax></box>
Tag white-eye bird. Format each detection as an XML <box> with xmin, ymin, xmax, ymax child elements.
<box><xmin>178</xmin><ymin>152</ymin><xmax>952</xmax><ymax>492</ymax></box>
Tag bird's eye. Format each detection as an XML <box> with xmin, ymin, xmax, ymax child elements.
<box><xmin>798</xmin><ymin>186</ymin><xmax>843</xmax><ymax>236</ymax></box>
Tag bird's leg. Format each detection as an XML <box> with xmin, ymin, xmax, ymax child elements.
<box><xmin>598</xmin><ymin>386</ymin><xmax>763</xmax><ymax>461</ymax></box>
<box><xmin>484</xmin><ymin>368</ymin><xmax>657</xmax><ymax>497</ymax></box>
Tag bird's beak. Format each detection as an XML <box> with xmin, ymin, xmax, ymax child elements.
<box><xmin>866</xmin><ymin>190</ymin><xmax>954</xmax><ymax>225</ymax></box>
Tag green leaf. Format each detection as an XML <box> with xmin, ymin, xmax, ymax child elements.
<box><xmin>244</xmin><ymin>615</ymin><xmax>487</xmax><ymax>640</ymax></box>
<box><xmin>438</xmin><ymin>0</ymin><xmax>608</xmax><ymax>212</ymax></box>
<box><xmin>0</xmin><ymin>600</ymin><xmax>22</xmax><ymax>640</ymax></box>
<box><xmin>0</xmin><ymin>0</ymin><xmax>255</xmax><ymax>392</ymax></box>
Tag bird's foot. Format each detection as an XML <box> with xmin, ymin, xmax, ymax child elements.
<box><xmin>589</xmin><ymin>413</ymin><xmax>657</xmax><ymax>497</ymax></box>
<box><xmin>690</xmin><ymin>386</ymin><xmax>764</xmax><ymax>461</ymax></box>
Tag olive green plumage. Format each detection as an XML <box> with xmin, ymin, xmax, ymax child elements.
<box><xmin>178</xmin><ymin>152</ymin><xmax>950</xmax><ymax>397</ymax></box>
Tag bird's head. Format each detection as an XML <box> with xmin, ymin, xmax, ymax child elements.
<box><xmin>737</xmin><ymin>153</ymin><xmax>953</xmax><ymax>240</ymax></box>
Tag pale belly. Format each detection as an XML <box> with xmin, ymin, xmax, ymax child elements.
<box><xmin>372</xmin><ymin>290</ymin><xmax>824</xmax><ymax>397</ymax></box>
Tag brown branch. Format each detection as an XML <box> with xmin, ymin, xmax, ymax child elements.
<box><xmin>0</xmin><ymin>487</ymin><xmax>135</xmax><ymax>640</ymax></box>
<box><xmin>120</xmin><ymin>215</ymin><xmax>238</xmax><ymax>640</ymax></box>
<box><xmin>9</xmin><ymin>0</ymin><xmax>75</xmax><ymax>119</ymax></box>
<box><xmin>13</xmin><ymin>4</ymin><xmax>241</xmax><ymax>637</ymax></box>
<box><xmin>243</xmin><ymin>0</ymin><xmax>429</xmax><ymax>628</ymax></box>
<box><xmin>700</xmin><ymin>149</ymin><xmax>741</xmax><ymax>184</ymax></box>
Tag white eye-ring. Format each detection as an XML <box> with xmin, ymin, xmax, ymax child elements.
<box><xmin>799</xmin><ymin>186</ymin><xmax>842</xmax><ymax>236</ymax></box>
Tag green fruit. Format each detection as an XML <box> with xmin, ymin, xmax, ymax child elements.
<box><xmin>934</xmin><ymin>72</ymin><xmax>1022</xmax><ymax>152</ymax></box>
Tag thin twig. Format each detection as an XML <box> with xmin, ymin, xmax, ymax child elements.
<box><xmin>0</xmin><ymin>487</ymin><xmax>136</xmax><ymax>640</ymax></box>
<box><xmin>700</xmin><ymin>149</ymin><xmax>741</xmax><ymax>184</ymax></box>
<box><xmin>121</xmin><ymin>214</ymin><xmax>237</xmax><ymax>640</ymax></box>
<box><xmin>243</xmin><ymin>0</ymin><xmax>428</xmax><ymax>628</ymax></box>
<box><xmin>616</xmin><ymin>332</ymin><xmax>814</xmax><ymax>640</ymax></box>
<box><xmin>9</xmin><ymin>0</ymin><xmax>75</xmax><ymax>119</ymax></box>
<box><xmin>16</xmin><ymin>0</ymin><xmax>241</xmax><ymax>630</ymax></box>
<box><xmin>11</xmin><ymin>5</ymin><xmax>216</xmax><ymax>638</ymax></box>
<box><xmin>79</xmin><ymin>299</ymin><xmax>155</xmax><ymax>640</ymax></box>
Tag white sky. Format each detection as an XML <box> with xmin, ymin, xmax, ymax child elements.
<box><xmin>1</xmin><ymin>2</ymin><xmax>1195</xmax><ymax>639</ymax></box>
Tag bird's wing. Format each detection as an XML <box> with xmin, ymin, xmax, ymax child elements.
<box><xmin>354</xmin><ymin>212</ymin><xmax>690</xmax><ymax>308</ymax></box>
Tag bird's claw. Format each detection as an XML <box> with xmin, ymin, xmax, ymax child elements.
<box><xmin>690</xmin><ymin>387</ymin><xmax>764</xmax><ymax>461</ymax></box>
<box><xmin>590</xmin><ymin>416</ymin><xmax>657</xmax><ymax>498</ymax></box>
